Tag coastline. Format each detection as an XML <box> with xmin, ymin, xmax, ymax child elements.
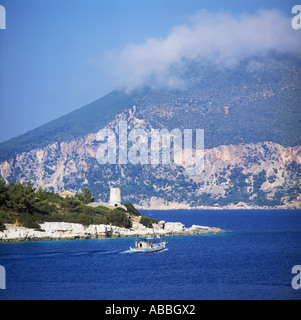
<box><xmin>134</xmin><ymin>202</ymin><xmax>301</xmax><ymax>210</ymax></box>
<box><xmin>0</xmin><ymin>220</ymin><xmax>224</xmax><ymax>242</ymax></box>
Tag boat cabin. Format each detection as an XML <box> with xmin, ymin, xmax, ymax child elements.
<box><xmin>135</xmin><ymin>238</ymin><xmax>153</xmax><ymax>249</ymax></box>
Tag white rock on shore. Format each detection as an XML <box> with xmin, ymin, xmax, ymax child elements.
<box><xmin>0</xmin><ymin>220</ymin><xmax>224</xmax><ymax>242</ymax></box>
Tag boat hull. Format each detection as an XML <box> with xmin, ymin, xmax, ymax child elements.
<box><xmin>130</xmin><ymin>243</ymin><xmax>166</xmax><ymax>253</ymax></box>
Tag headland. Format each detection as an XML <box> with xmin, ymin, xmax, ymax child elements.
<box><xmin>0</xmin><ymin>219</ymin><xmax>224</xmax><ymax>242</ymax></box>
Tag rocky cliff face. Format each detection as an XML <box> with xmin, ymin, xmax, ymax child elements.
<box><xmin>1</xmin><ymin>109</ymin><xmax>300</xmax><ymax>209</ymax></box>
<box><xmin>1</xmin><ymin>56</ymin><xmax>300</xmax><ymax>209</ymax></box>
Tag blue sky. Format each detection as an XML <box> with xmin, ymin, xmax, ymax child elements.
<box><xmin>0</xmin><ymin>0</ymin><xmax>298</xmax><ymax>142</ymax></box>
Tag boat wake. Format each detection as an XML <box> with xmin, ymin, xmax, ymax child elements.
<box><xmin>70</xmin><ymin>250</ymin><xmax>118</xmax><ymax>256</ymax></box>
<box><xmin>120</xmin><ymin>249</ymin><xmax>135</xmax><ymax>254</ymax></box>
<box><xmin>120</xmin><ymin>248</ymin><xmax>169</xmax><ymax>254</ymax></box>
<box><xmin>95</xmin><ymin>250</ymin><xmax>118</xmax><ymax>255</ymax></box>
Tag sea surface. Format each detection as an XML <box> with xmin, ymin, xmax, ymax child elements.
<box><xmin>0</xmin><ymin>209</ymin><xmax>301</xmax><ymax>300</ymax></box>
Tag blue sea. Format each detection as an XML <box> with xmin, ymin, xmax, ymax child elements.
<box><xmin>0</xmin><ymin>210</ymin><xmax>301</xmax><ymax>300</ymax></box>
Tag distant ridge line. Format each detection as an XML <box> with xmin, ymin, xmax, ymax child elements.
<box><xmin>0</xmin><ymin>90</ymin><xmax>133</xmax><ymax>161</ymax></box>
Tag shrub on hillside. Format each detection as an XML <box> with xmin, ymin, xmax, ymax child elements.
<box><xmin>105</xmin><ymin>210</ymin><xmax>131</xmax><ymax>228</ymax></box>
<box><xmin>139</xmin><ymin>216</ymin><xmax>158</xmax><ymax>228</ymax></box>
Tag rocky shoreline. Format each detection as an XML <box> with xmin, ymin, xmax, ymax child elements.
<box><xmin>0</xmin><ymin>220</ymin><xmax>224</xmax><ymax>242</ymax></box>
<box><xmin>134</xmin><ymin>201</ymin><xmax>301</xmax><ymax>210</ymax></box>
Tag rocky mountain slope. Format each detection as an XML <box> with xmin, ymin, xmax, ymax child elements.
<box><xmin>1</xmin><ymin>107</ymin><xmax>300</xmax><ymax>209</ymax></box>
<box><xmin>0</xmin><ymin>54</ymin><xmax>300</xmax><ymax>209</ymax></box>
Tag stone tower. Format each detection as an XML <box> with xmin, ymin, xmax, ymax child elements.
<box><xmin>109</xmin><ymin>187</ymin><xmax>122</xmax><ymax>207</ymax></box>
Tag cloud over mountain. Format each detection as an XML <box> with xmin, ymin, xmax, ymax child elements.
<box><xmin>107</xmin><ymin>10</ymin><xmax>301</xmax><ymax>91</ymax></box>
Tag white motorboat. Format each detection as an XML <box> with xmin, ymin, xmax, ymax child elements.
<box><xmin>130</xmin><ymin>236</ymin><xmax>167</xmax><ymax>252</ymax></box>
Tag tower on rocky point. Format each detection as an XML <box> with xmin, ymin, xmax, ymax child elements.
<box><xmin>109</xmin><ymin>187</ymin><xmax>122</xmax><ymax>207</ymax></box>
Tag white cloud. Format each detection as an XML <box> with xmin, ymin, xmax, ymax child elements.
<box><xmin>106</xmin><ymin>10</ymin><xmax>301</xmax><ymax>91</ymax></box>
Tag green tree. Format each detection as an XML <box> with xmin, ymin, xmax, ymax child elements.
<box><xmin>0</xmin><ymin>218</ymin><xmax>5</xmax><ymax>231</ymax></box>
<box><xmin>61</xmin><ymin>196</ymin><xmax>82</xmax><ymax>214</ymax></box>
<box><xmin>35</xmin><ymin>186</ymin><xmax>48</xmax><ymax>203</ymax></box>
<box><xmin>75</xmin><ymin>187</ymin><xmax>94</xmax><ymax>204</ymax></box>
<box><xmin>24</xmin><ymin>181</ymin><xmax>37</xmax><ymax>212</ymax></box>
<box><xmin>0</xmin><ymin>177</ymin><xmax>8</xmax><ymax>207</ymax></box>
<box><xmin>139</xmin><ymin>216</ymin><xmax>158</xmax><ymax>228</ymax></box>
<box><xmin>105</xmin><ymin>210</ymin><xmax>131</xmax><ymax>228</ymax></box>
<box><xmin>124</xmin><ymin>203</ymin><xmax>141</xmax><ymax>216</ymax></box>
<box><xmin>7</xmin><ymin>181</ymin><xmax>37</xmax><ymax>214</ymax></box>
<box><xmin>18</xmin><ymin>212</ymin><xmax>39</xmax><ymax>229</ymax></box>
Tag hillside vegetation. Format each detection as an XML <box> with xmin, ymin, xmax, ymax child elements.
<box><xmin>0</xmin><ymin>177</ymin><xmax>144</xmax><ymax>231</ymax></box>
